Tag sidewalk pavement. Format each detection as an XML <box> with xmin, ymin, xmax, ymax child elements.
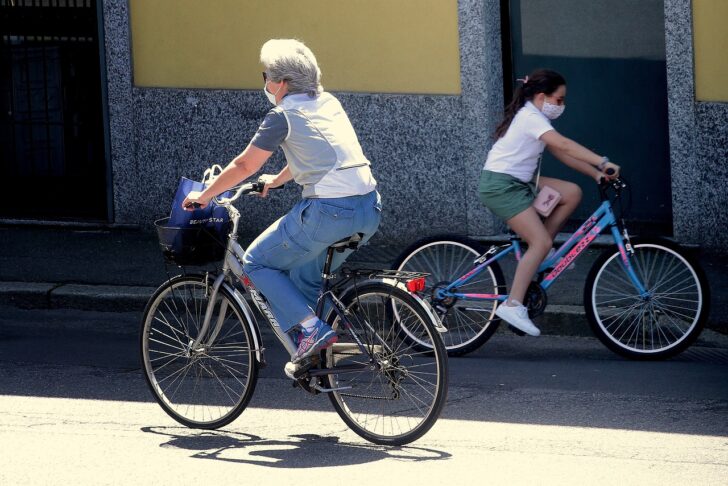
<box><xmin>1</xmin><ymin>224</ymin><xmax>727</xmax><ymax>346</ymax></box>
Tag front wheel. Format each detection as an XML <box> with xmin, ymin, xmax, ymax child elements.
<box><xmin>584</xmin><ymin>238</ymin><xmax>710</xmax><ymax>360</ymax></box>
<box><xmin>393</xmin><ymin>235</ymin><xmax>505</xmax><ymax>356</ymax></box>
<box><xmin>140</xmin><ymin>274</ymin><xmax>260</xmax><ymax>428</ymax></box>
<box><xmin>324</xmin><ymin>282</ymin><xmax>448</xmax><ymax>446</ymax></box>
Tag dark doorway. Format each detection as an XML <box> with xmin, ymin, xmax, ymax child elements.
<box><xmin>502</xmin><ymin>0</ymin><xmax>672</xmax><ymax>233</ymax></box>
<box><xmin>0</xmin><ymin>0</ymin><xmax>108</xmax><ymax>221</ymax></box>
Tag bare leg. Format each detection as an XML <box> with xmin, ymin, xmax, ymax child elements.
<box><xmin>538</xmin><ymin>176</ymin><xmax>582</xmax><ymax>239</ymax></box>
<box><xmin>506</xmin><ymin>206</ymin><xmax>552</xmax><ymax>304</ymax></box>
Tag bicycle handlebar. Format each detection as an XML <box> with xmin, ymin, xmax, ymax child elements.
<box><xmin>598</xmin><ymin>169</ymin><xmax>627</xmax><ymax>201</ymax></box>
<box><xmin>183</xmin><ymin>179</ymin><xmax>285</xmax><ymax>209</ymax></box>
<box><xmin>215</xmin><ymin>180</ymin><xmax>285</xmax><ymax>205</ymax></box>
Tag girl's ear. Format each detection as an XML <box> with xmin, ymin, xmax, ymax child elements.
<box><xmin>532</xmin><ymin>92</ymin><xmax>546</xmax><ymax>109</ymax></box>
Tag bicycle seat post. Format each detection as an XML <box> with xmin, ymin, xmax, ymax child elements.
<box><xmin>322</xmin><ymin>246</ymin><xmax>336</xmax><ymax>279</ymax></box>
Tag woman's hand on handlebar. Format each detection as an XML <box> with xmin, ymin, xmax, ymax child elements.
<box><xmin>257</xmin><ymin>174</ymin><xmax>282</xmax><ymax>198</ymax></box>
<box><xmin>182</xmin><ymin>190</ymin><xmax>212</xmax><ymax>211</ymax></box>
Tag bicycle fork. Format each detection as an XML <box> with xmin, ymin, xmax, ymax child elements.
<box><xmin>609</xmin><ymin>224</ymin><xmax>649</xmax><ymax>298</ymax></box>
<box><xmin>187</xmin><ymin>273</ymin><xmax>228</xmax><ymax>355</ymax></box>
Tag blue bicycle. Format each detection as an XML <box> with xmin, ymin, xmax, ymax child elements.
<box><xmin>394</xmin><ymin>176</ymin><xmax>710</xmax><ymax>359</ymax></box>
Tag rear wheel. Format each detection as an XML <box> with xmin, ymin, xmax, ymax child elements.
<box><xmin>140</xmin><ymin>274</ymin><xmax>259</xmax><ymax>428</ymax></box>
<box><xmin>584</xmin><ymin>238</ymin><xmax>710</xmax><ymax>360</ymax></box>
<box><xmin>393</xmin><ymin>235</ymin><xmax>505</xmax><ymax>356</ymax></box>
<box><xmin>324</xmin><ymin>282</ymin><xmax>448</xmax><ymax>446</ymax></box>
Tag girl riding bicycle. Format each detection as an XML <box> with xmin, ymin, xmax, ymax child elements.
<box><xmin>480</xmin><ymin>69</ymin><xmax>620</xmax><ymax>336</ymax></box>
<box><xmin>183</xmin><ymin>39</ymin><xmax>381</xmax><ymax>364</ymax></box>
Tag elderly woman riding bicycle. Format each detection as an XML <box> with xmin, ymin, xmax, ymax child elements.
<box><xmin>183</xmin><ymin>39</ymin><xmax>381</xmax><ymax>365</ymax></box>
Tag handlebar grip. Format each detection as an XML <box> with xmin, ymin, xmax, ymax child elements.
<box><xmin>253</xmin><ymin>180</ymin><xmax>286</xmax><ymax>193</ymax></box>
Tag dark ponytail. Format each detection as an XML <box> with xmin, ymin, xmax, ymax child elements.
<box><xmin>494</xmin><ymin>69</ymin><xmax>566</xmax><ymax>139</ymax></box>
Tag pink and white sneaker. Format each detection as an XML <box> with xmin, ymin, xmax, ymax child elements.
<box><xmin>291</xmin><ymin>320</ymin><xmax>338</xmax><ymax>363</ymax></box>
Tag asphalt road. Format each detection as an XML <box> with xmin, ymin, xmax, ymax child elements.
<box><xmin>1</xmin><ymin>307</ymin><xmax>727</xmax><ymax>485</ymax></box>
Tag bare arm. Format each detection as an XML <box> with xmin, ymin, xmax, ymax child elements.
<box><xmin>183</xmin><ymin>144</ymin><xmax>273</xmax><ymax>209</ymax></box>
<box><xmin>541</xmin><ymin>130</ymin><xmax>620</xmax><ymax>179</ymax></box>
<box><xmin>540</xmin><ymin>130</ymin><xmax>604</xmax><ymax>166</ymax></box>
<box><xmin>548</xmin><ymin>146</ymin><xmax>603</xmax><ymax>183</ymax></box>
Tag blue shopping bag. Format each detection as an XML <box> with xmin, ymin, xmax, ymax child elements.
<box><xmin>168</xmin><ymin>168</ymin><xmax>232</xmax><ymax>234</ymax></box>
<box><xmin>158</xmin><ymin>171</ymin><xmax>233</xmax><ymax>265</ymax></box>
<box><xmin>169</xmin><ymin>177</ymin><xmax>220</xmax><ymax>228</ymax></box>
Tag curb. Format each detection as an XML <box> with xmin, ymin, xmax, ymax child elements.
<box><xmin>1</xmin><ymin>281</ymin><xmax>593</xmax><ymax>337</ymax></box>
<box><xmin>0</xmin><ymin>281</ymin><xmax>154</xmax><ymax>313</ymax></box>
<box><xmin>2</xmin><ymin>281</ymin><xmax>727</xmax><ymax>349</ymax></box>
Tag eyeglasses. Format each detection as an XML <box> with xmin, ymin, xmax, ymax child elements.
<box><xmin>262</xmin><ymin>72</ymin><xmax>286</xmax><ymax>83</ymax></box>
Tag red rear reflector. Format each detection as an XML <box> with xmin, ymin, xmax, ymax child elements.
<box><xmin>406</xmin><ymin>277</ymin><xmax>426</xmax><ymax>293</ymax></box>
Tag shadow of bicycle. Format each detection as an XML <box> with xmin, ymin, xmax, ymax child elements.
<box><xmin>141</xmin><ymin>426</ymin><xmax>451</xmax><ymax>468</ymax></box>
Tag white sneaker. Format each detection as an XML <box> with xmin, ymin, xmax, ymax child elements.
<box><xmin>495</xmin><ymin>303</ymin><xmax>541</xmax><ymax>336</ymax></box>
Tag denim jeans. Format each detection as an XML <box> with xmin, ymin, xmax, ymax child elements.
<box><xmin>242</xmin><ymin>190</ymin><xmax>382</xmax><ymax>332</ymax></box>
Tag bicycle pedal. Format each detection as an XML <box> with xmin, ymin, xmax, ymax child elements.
<box><xmin>284</xmin><ymin>356</ymin><xmax>318</xmax><ymax>380</ymax></box>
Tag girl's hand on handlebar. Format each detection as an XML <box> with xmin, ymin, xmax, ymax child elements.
<box><xmin>596</xmin><ymin>162</ymin><xmax>621</xmax><ymax>183</ymax></box>
<box><xmin>182</xmin><ymin>191</ymin><xmax>212</xmax><ymax>211</ymax></box>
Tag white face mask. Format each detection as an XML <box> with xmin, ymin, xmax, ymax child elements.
<box><xmin>263</xmin><ymin>81</ymin><xmax>281</xmax><ymax>105</ymax></box>
<box><xmin>541</xmin><ymin>100</ymin><xmax>565</xmax><ymax>120</ymax></box>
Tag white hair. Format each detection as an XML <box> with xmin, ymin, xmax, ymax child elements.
<box><xmin>260</xmin><ymin>39</ymin><xmax>322</xmax><ymax>97</ymax></box>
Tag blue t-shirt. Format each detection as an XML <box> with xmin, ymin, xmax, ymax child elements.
<box><xmin>250</xmin><ymin>108</ymin><xmax>288</xmax><ymax>152</ymax></box>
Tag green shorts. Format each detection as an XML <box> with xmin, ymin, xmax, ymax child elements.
<box><xmin>478</xmin><ymin>170</ymin><xmax>536</xmax><ymax>221</ymax></box>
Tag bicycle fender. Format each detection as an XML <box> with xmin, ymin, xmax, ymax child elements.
<box><xmin>380</xmin><ymin>278</ymin><xmax>448</xmax><ymax>334</ymax></box>
<box><xmin>224</xmin><ymin>282</ymin><xmax>265</xmax><ymax>365</ymax></box>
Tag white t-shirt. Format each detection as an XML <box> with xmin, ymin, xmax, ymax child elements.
<box><xmin>483</xmin><ymin>101</ymin><xmax>554</xmax><ymax>182</ymax></box>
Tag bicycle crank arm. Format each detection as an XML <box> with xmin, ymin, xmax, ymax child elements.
<box><xmin>310</xmin><ymin>382</ymin><xmax>353</xmax><ymax>393</ymax></box>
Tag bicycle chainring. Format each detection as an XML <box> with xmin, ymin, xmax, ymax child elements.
<box><xmin>524</xmin><ymin>282</ymin><xmax>547</xmax><ymax>318</ymax></box>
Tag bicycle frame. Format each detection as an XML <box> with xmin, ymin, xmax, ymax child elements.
<box><xmin>185</xmin><ymin>194</ymin><xmax>397</xmax><ymax>380</ymax></box>
<box><xmin>438</xmin><ymin>198</ymin><xmax>649</xmax><ymax>303</ymax></box>
<box><xmin>184</xmin><ymin>199</ymin><xmax>298</xmax><ymax>359</ymax></box>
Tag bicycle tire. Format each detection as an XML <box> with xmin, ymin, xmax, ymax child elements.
<box><xmin>392</xmin><ymin>234</ymin><xmax>505</xmax><ymax>356</ymax></box>
<box><xmin>584</xmin><ymin>238</ymin><xmax>710</xmax><ymax>360</ymax></box>
<box><xmin>140</xmin><ymin>274</ymin><xmax>260</xmax><ymax>428</ymax></box>
<box><xmin>323</xmin><ymin>281</ymin><xmax>448</xmax><ymax>446</ymax></box>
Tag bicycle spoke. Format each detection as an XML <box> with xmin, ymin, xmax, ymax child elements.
<box><xmin>142</xmin><ymin>277</ymin><xmax>257</xmax><ymax>427</ymax></box>
<box><xmin>325</xmin><ymin>285</ymin><xmax>445</xmax><ymax>444</ymax></box>
<box><xmin>590</xmin><ymin>244</ymin><xmax>705</xmax><ymax>357</ymax></box>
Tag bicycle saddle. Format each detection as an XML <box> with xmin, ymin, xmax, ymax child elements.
<box><xmin>330</xmin><ymin>233</ymin><xmax>365</xmax><ymax>252</ymax></box>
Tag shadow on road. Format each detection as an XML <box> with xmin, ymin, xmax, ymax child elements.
<box><xmin>141</xmin><ymin>426</ymin><xmax>451</xmax><ymax>467</ymax></box>
<box><xmin>2</xmin><ymin>306</ymin><xmax>728</xmax><ymax>438</ymax></box>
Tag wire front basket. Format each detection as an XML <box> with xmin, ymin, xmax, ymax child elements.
<box><xmin>155</xmin><ymin>217</ymin><xmax>231</xmax><ymax>266</ymax></box>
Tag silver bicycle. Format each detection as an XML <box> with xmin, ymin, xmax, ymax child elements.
<box><xmin>140</xmin><ymin>181</ymin><xmax>449</xmax><ymax>446</ymax></box>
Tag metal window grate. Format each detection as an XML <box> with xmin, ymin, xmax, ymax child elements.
<box><xmin>0</xmin><ymin>0</ymin><xmax>107</xmax><ymax>219</ymax></box>
<box><xmin>0</xmin><ymin>1</ymin><xmax>93</xmax><ymax>8</ymax></box>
